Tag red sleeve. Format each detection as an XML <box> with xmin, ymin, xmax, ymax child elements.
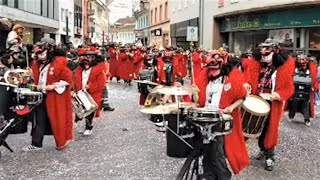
<box><xmin>193</xmin><ymin>53</ymin><xmax>201</xmax><ymax>64</ymax></box>
<box><xmin>74</xmin><ymin>67</ymin><xmax>82</xmax><ymax>92</ymax></box>
<box><xmin>87</xmin><ymin>64</ymin><xmax>106</xmax><ymax>94</ymax></box>
<box><xmin>275</xmin><ymin>58</ymin><xmax>295</xmax><ymax>101</ymax></box>
<box><xmin>310</xmin><ymin>63</ymin><xmax>318</xmax><ymax>90</ymax></box>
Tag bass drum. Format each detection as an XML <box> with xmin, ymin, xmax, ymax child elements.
<box><xmin>0</xmin><ymin>84</ymin><xmax>15</xmax><ymax>119</ymax></box>
<box><xmin>241</xmin><ymin>95</ymin><xmax>270</xmax><ymax>138</ymax></box>
<box><xmin>166</xmin><ymin>114</ymin><xmax>194</xmax><ymax>158</ymax></box>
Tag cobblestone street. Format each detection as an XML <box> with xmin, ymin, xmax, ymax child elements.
<box><xmin>0</xmin><ymin>82</ymin><xmax>320</xmax><ymax>180</ymax></box>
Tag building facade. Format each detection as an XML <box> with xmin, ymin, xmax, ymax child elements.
<box><xmin>149</xmin><ymin>0</ymin><xmax>170</xmax><ymax>48</ymax></box>
<box><xmin>56</xmin><ymin>0</ymin><xmax>75</xmax><ymax>44</ymax></box>
<box><xmin>202</xmin><ymin>0</ymin><xmax>320</xmax><ymax>56</ymax></box>
<box><xmin>0</xmin><ymin>0</ymin><xmax>59</xmax><ymax>44</ymax></box>
<box><xmin>170</xmin><ymin>0</ymin><xmax>199</xmax><ymax>49</ymax></box>
<box><xmin>88</xmin><ymin>0</ymin><xmax>109</xmax><ymax>45</ymax></box>
<box><xmin>109</xmin><ymin>16</ymin><xmax>136</xmax><ymax>45</ymax></box>
<box><xmin>73</xmin><ymin>0</ymin><xmax>83</xmax><ymax>46</ymax></box>
<box><xmin>133</xmin><ymin>0</ymin><xmax>149</xmax><ymax>46</ymax></box>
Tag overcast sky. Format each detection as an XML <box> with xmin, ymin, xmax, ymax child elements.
<box><xmin>108</xmin><ymin>0</ymin><xmax>140</xmax><ymax>24</ymax></box>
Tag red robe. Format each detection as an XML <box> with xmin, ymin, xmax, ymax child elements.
<box><xmin>108</xmin><ymin>48</ymin><xmax>118</xmax><ymax>77</ymax></box>
<box><xmin>309</xmin><ymin>62</ymin><xmax>318</xmax><ymax>118</ymax></box>
<box><xmin>74</xmin><ymin>62</ymin><xmax>107</xmax><ymax>118</ymax></box>
<box><xmin>133</xmin><ymin>50</ymin><xmax>144</xmax><ymax>78</ymax></box>
<box><xmin>173</xmin><ymin>53</ymin><xmax>188</xmax><ymax>78</ymax></box>
<box><xmin>192</xmin><ymin>52</ymin><xmax>202</xmax><ymax>84</ymax></box>
<box><xmin>196</xmin><ymin>68</ymin><xmax>249</xmax><ymax>174</ymax></box>
<box><xmin>243</xmin><ymin>57</ymin><xmax>295</xmax><ymax>149</ymax></box>
<box><xmin>31</xmin><ymin>57</ymin><xmax>73</xmax><ymax>148</ymax></box>
<box><xmin>118</xmin><ymin>52</ymin><xmax>134</xmax><ymax>80</ymax></box>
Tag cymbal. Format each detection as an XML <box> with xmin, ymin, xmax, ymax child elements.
<box><xmin>140</xmin><ymin>105</ymin><xmax>178</xmax><ymax>115</ymax></box>
<box><xmin>135</xmin><ymin>80</ymin><xmax>159</xmax><ymax>86</ymax></box>
<box><xmin>166</xmin><ymin>102</ymin><xmax>198</xmax><ymax>109</ymax></box>
<box><xmin>155</xmin><ymin>86</ymin><xmax>197</xmax><ymax>95</ymax></box>
<box><xmin>0</xmin><ymin>81</ymin><xmax>17</xmax><ymax>88</ymax></box>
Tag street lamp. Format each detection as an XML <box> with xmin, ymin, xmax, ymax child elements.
<box><xmin>66</xmin><ymin>9</ymin><xmax>69</xmax><ymax>44</ymax></box>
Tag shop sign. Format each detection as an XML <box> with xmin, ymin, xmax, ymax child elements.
<box><xmin>151</xmin><ymin>28</ymin><xmax>162</xmax><ymax>36</ymax></box>
<box><xmin>220</xmin><ymin>7</ymin><xmax>320</xmax><ymax>32</ymax></box>
<box><xmin>187</xmin><ymin>26</ymin><xmax>198</xmax><ymax>42</ymax></box>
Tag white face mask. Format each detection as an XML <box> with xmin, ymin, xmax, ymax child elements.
<box><xmin>261</xmin><ymin>52</ymin><xmax>274</xmax><ymax>64</ymax></box>
<box><xmin>37</xmin><ymin>50</ymin><xmax>47</xmax><ymax>61</ymax></box>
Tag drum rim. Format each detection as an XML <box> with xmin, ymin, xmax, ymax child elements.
<box><xmin>242</xmin><ymin>95</ymin><xmax>270</xmax><ymax>116</ymax></box>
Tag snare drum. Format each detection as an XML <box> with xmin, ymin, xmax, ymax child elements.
<box><xmin>16</xmin><ymin>88</ymin><xmax>43</xmax><ymax>105</ymax></box>
<box><xmin>241</xmin><ymin>95</ymin><xmax>270</xmax><ymax>138</ymax></box>
<box><xmin>186</xmin><ymin>108</ymin><xmax>233</xmax><ymax>136</ymax></box>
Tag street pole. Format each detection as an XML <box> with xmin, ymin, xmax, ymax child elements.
<box><xmin>102</xmin><ymin>30</ymin><xmax>105</xmax><ymax>45</ymax></box>
<box><xmin>190</xmin><ymin>41</ymin><xmax>195</xmax><ymax>84</ymax></box>
<box><xmin>66</xmin><ymin>9</ymin><xmax>69</xmax><ymax>44</ymax></box>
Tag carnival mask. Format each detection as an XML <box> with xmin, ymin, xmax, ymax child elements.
<box><xmin>260</xmin><ymin>46</ymin><xmax>274</xmax><ymax>64</ymax></box>
<box><xmin>206</xmin><ymin>53</ymin><xmax>224</xmax><ymax>78</ymax></box>
<box><xmin>297</xmin><ymin>55</ymin><xmax>309</xmax><ymax>70</ymax></box>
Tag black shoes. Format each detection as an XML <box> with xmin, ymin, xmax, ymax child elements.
<box><xmin>265</xmin><ymin>158</ymin><xmax>274</xmax><ymax>171</ymax></box>
<box><xmin>103</xmin><ymin>106</ymin><xmax>115</xmax><ymax>111</ymax></box>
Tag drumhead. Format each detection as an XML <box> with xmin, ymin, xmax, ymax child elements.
<box><xmin>243</xmin><ymin>95</ymin><xmax>270</xmax><ymax>115</ymax></box>
<box><xmin>222</xmin><ymin>114</ymin><xmax>232</xmax><ymax>120</ymax></box>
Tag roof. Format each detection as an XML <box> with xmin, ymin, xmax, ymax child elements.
<box><xmin>115</xmin><ymin>16</ymin><xmax>136</xmax><ymax>25</ymax></box>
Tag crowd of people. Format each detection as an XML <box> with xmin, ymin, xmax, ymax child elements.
<box><xmin>0</xmin><ymin>20</ymin><xmax>320</xmax><ymax>180</ymax></box>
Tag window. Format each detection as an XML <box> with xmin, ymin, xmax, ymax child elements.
<box><xmin>165</xmin><ymin>2</ymin><xmax>168</xmax><ymax>20</ymax></box>
<box><xmin>61</xmin><ymin>8</ymin><xmax>65</xmax><ymax>22</ymax></box>
<box><xmin>159</xmin><ymin>5</ymin><xmax>162</xmax><ymax>22</ymax></box>
<box><xmin>151</xmin><ymin>10</ymin><xmax>153</xmax><ymax>25</ymax></box>
<box><xmin>309</xmin><ymin>28</ymin><xmax>320</xmax><ymax>49</ymax></box>
<box><xmin>0</xmin><ymin>0</ymin><xmax>8</xmax><ymax>5</ymax></box>
<box><xmin>7</xmin><ymin>0</ymin><xmax>14</xmax><ymax>7</ymax></box>
<box><xmin>155</xmin><ymin>8</ymin><xmax>157</xmax><ymax>24</ymax></box>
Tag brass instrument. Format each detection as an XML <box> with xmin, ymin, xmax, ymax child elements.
<box><xmin>3</xmin><ymin>69</ymin><xmax>31</xmax><ymax>86</ymax></box>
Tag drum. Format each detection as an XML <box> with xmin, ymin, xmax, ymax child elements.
<box><xmin>186</xmin><ymin>108</ymin><xmax>233</xmax><ymax>136</ymax></box>
<box><xmin>16</xmin><ymin>88</ymin><xmax>43</xmax><ymax>105</ymax></box>
<box><xmin>241</xmin><ymin>95</ymin><xmax>270</xmax><ymax>138</ymax></box>
<box><xmin>72</xmin><ymin>90</ymin><xmax>98</xmax><ymax>119</ymax></box>
<box><xmin>166</xmin><ymin>114</ymin><xmax>194</xmax><ymax>158</ymax></box>
<box><xmin>0</xmin><ymin>84</ymin><xmax>14</xmax><ymax>116</ymax></box>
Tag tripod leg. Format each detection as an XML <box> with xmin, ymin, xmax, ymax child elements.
<box><xmin>176</xmin><ymin>148</ymin><xmax>200</xmax><ymax>180</ymax></box>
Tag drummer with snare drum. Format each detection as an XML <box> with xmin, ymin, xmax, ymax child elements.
<box><xmin>23</xmin><ymin>38</ymin><xmax>73</xmax><ymax>152</ymax></box>
<box><xmin>74</xmin><ymin>49</ymin><xmax>106</xmax><ymax>136</ymax></box>
<box><xmin>194</xmin><ymin>50</ymin><xmax>249</xmax><ymax>179</ymax></box>
<box><xmin>242</xmin><ymin>38</ymin><xmax>295</xmax><ymax>171</ymax></box>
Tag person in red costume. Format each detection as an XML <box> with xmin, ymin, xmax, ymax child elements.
<box><xmin>138</xmin><ymin>53</ymin><xmax>166</xmax><ymax>105</ymax></box>
<box><xmin>242</xmin><ymin>38</ymin><xmax>295</xmax><ymax>171</ymax></box>
<box><xmin>288</xmin><ymin>54</ymin><xmax>318</xmax><ymax>126</ymax></box>
<box><xmin>173</xmin><ymin>48</ymin><xmax>188</xmax><ymax>85</ymax></box>
<box><xmin>118</xmin><ymin>47</ymin><xmax>134</xmax><ymax>85</ymax></box>
<box><xmin>74</xmin><ymin>50</ymin><xmax>106</xmax><ymax>135</ymax></box>
<box><xmin>108</xmin><ymin>43</ymin><xmax>120</xmax><ymax>82</ymax></box>
<box><xmin>195</xmin><ymin>50</ymin><xmax>249</xmax><ymax>179</ymax></box>
<box><xmin>23</xmin><ymin>38</ymin><xmax>73</xmax><ymax>151</ymax></box>
<box><xmin>192</xmin><ymin>48</ymin><xmax>203</xmax><ymax>84</ymax></box>
<box><xmin>133</xmin><ymin>46</ymin><xmax>144</xmax><ymax>79</ymax></box>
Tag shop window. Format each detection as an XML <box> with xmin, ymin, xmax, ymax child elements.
<box><xmin>309</xmin><ymin>28</ymin><xmax>320</xmax><ymax>49</ymax></box>
<box><xmin>269</xmin><ymin>29</ymin><xmax>294</xmax><ymax>48</ymax></box>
